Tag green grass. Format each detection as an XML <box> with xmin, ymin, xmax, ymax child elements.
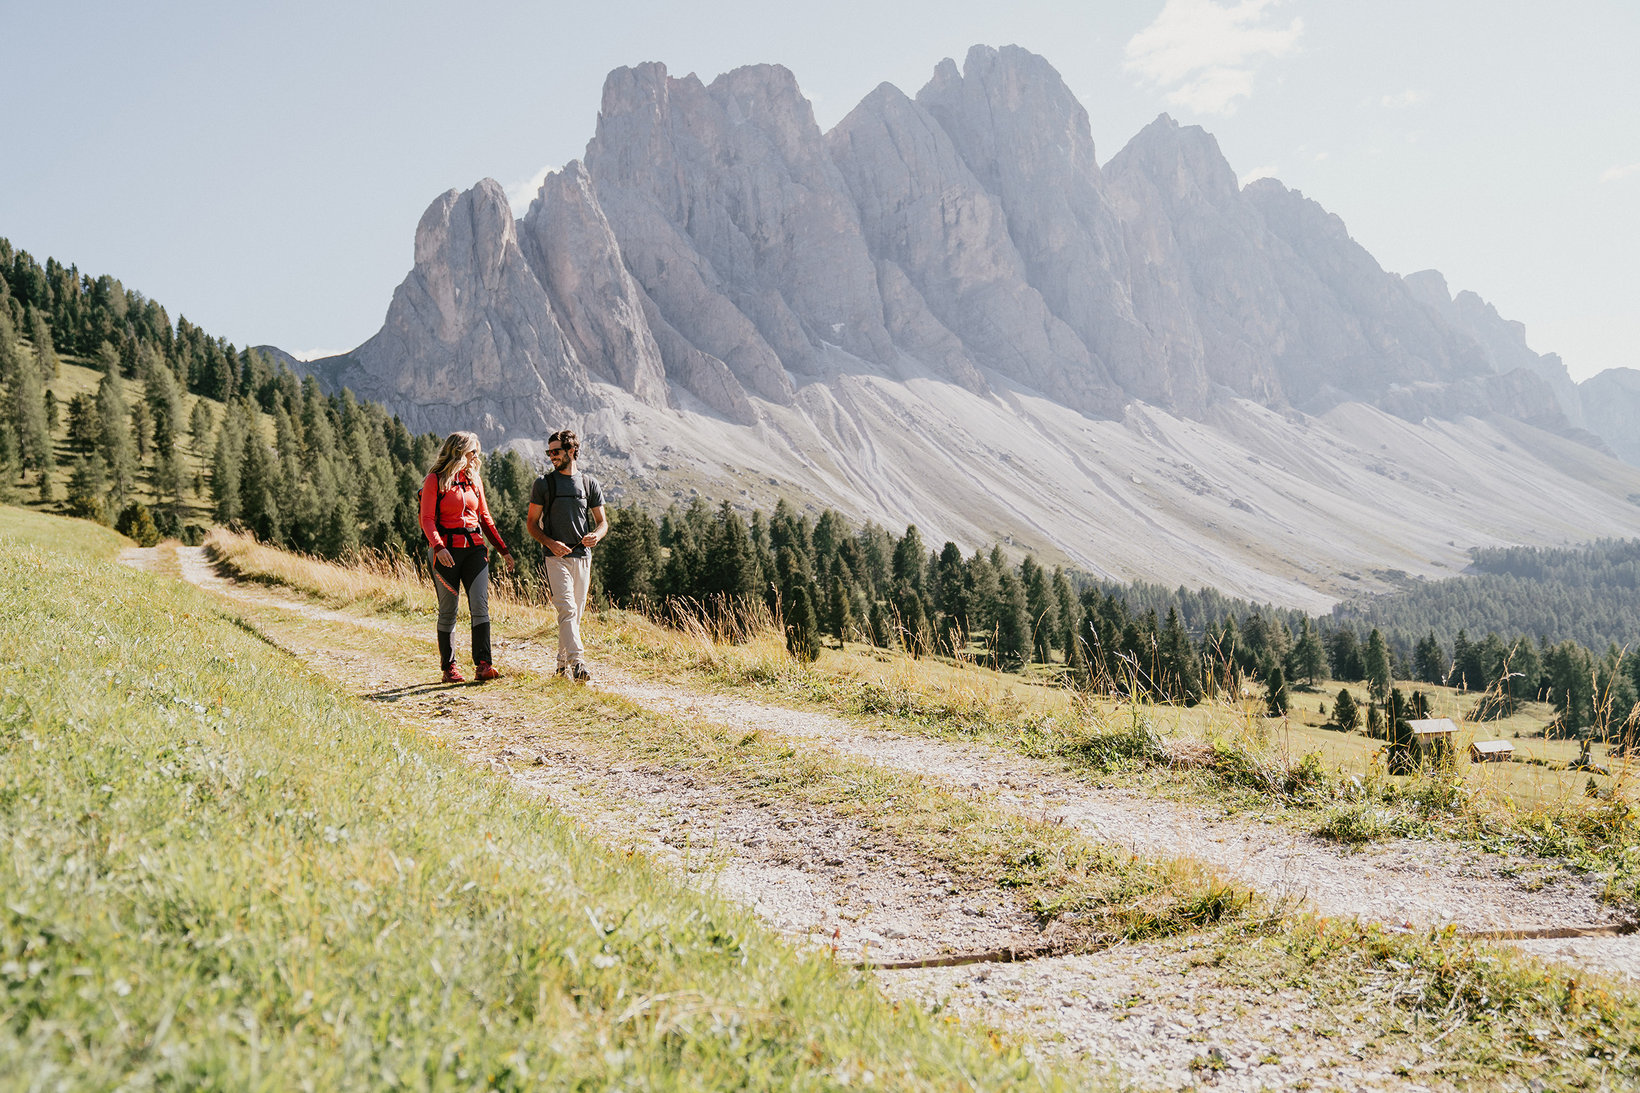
<box><xmin>1213</xmin><ymin>917</ymin><xmax>1640</xmax><ymax>1087</ymax></box>
<box><xmin>173</xmin><ymin>525</ymin><xmax>1640</xmax><ymax>1086</ymax></box>
<box><xmin>0</xmin><ymin>507</ymin><xmax>1084</xmax><ymax>1090</ymax></box>
<box><xmin>0</xmin><ymin>502</ymin><xmax>128</xmax><ymax>559</ymax></box>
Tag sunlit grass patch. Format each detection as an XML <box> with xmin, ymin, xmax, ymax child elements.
<box><xmin>0</xmin><ymin>502</ymin><xmax>128</xmax><ymax>559</ymax></box>
<box><xmin>1214</xmin><ymin>917</ymin><xmax>1640</xmax><ymax>1087</ymax></box>
<box><xmin>1</xmin><ymin>520</ymin><xmax>1086</xmax><ymax>1089</ymax></box>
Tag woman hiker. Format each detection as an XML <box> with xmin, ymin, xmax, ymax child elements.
<box><xmin>419</xmin><ymin>431</ymin><xmax>516</xmax><ymax>682</ymax></box>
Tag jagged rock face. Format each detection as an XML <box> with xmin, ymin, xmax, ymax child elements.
<box><xmin>518</xmin><ymin>162</ymin><xmax>669</xmax><ymax>408</ymax></box>
<box><xmin>1404</xmin><ymin>269</ymin><xmax>1584</xmax><ymax>428</ymax></box>
<box><xmin>321</xmin><ymin>43</ymin><xmax>1634</xmax><ymax>471</ymax></box>
<box><xmin>1104</xmin><ymin>116</ymin><xmax>1281</xmax><ymax>405</ymax></box>
<box><xmin>828</xmin><ymin>82</ymin><xmax>1119</xmax><ymax>415</ymax></box>
<box><xmin>1581</xmin><ymin>369</ymin><xmax>1640</xmax><ymax>466</ymax></box>
<box><xmin>916</xmin><ymin>46</ymin><xmax>1161</xmax><ymax>405</ymax></box>
<box><xmin>340</xmin><ymin>180</ymin><xmax>592</xmax><ymax>439</ymax></box>
<box><xmin>584</xmin><ymin>62</ymin><xmax>894</xmax><ymax>395</ymax></box>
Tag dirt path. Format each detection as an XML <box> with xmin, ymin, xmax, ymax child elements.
<box><xmin>118</xmin><ymin>545</ymin><xmax>1640</xmax><ymax>1091</ymax></box>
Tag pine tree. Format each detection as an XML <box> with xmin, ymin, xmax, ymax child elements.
<box><xmin>130</xmin><ymin>398</ymin><xmax>152</xmax><ymax>460</ymax></box>
<box><xmin>27</xmin><ymin>308</ymin><xmax>58</xmax><ymax>378</ymax></box>
<box><xmin>1291</xmin><ymin>617</ymin><xmax>1327</xmax><ymax>687</ymax></box>
<box><xmin>1364</xmin><ymin>628</ymin><xmax>1393</xmax><ymax>704</ymax></box>
<box><xmin>210</xmin><ymin>412</ymin><xmax>244</xmax><ymax>524</ymax></box>
<box><xmin>893</xmin><ymin>580</ymin><xmax>929</xmax><ymax>656</ymax></box>
<box><xmin>8</xmin><ymin>345</ymin><xmax>51</xmax><ymax>481</ymax></box>
<box><xmin>115</xmin><ymin>502</ymin><xmax>161</xmax><ymax>547</ymax></box>
<box><xmin>595</xmin><ymin>507</ymin><xmax>663</xmax><ymax>607</ymax></box>
<box><xmin>189</xmin><ymin>398</ymin><xmax>214</xmax><ymax>449</ymax></box>
<box><xmin>867</xmin><ymin>599</ymin><xmax>894</xmax><ymax>649</ymax></box>
<box><xmin>827</xmin><ymin>566</ymin><xmax>853</xmax><ymax>648</ymax></box>
<box><xmin>66</xmin><ymin>393</ymin><xmax>100</xmax><ymax>454</ymax></box>
<box><xmin>1413</xmin><ymin>631</ymin><xmax>1446</xmax><ymax>685</ymax></box>
<box><xmin>784</xmin><ymin>581</ymin><xmax>821</xmax><ymax>664</ymax></box>
<box><xmin>1334</xmin><ymin>687</ymin><xmax>1359</xmax><ymax>732</ymax></box>
<box><xmin>0</xmin><ymin>311</ymin><xmax>19</xmax><ymax>386</ymax></box>
<box><xmin>994</xmin><ymin>571</ymin><xmax>1031</xmax><ymax>672</ymax></box>
<box><xmin>1022</xmin><ymin>556</ymin><xmax>1058</xmax><ymax>664</ymax></box>
<box><xmin>95</xmin><ymin>371</ymin><xmax>136</xmax><ymax>507</ymax></box>
<box><xmin>65</xmin><ymin>455</ymin><xmax>109</xmax><ymax>523</ymax></box>
<box><xmin>1265</xmin><ymin>665</ymin><xmax>1289</xmax><ymax>716</ymax></box>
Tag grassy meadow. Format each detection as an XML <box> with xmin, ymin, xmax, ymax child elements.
<box><xmin>205</xmin><ymin>527</ymin><xmax>1640</xmax><ymax>910</ymax></box>
<box><xmin>0</xmin><ymin>505</ymin><xmax>1081</xmax><ymax>1090</ymax></box>
<box><xmin>8</xmin><ymin>507</ymin><xmax>1640</xmax><ymax>1089</ymax></box>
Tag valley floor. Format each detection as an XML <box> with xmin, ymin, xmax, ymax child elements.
<box><xmin>119</xmin><ymin>542</ymin><xmax>1640</xmax><ymax>1091</ymax></box>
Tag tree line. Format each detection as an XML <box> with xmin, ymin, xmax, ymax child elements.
<box><xmin>5</xmin><ymin>235</ymin><xmax>1638</xmax><ymax>743</ymax></box>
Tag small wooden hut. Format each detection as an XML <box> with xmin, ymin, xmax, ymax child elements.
<box><xmin>1408</xmin><ymin>718</ymin><xmax>1459</xmax><ymax>765</ymax></box>
<box><xmin>1469</xmin><ymin>739</ymin><xmax>1515</xmax><ymax>763</ymax></box>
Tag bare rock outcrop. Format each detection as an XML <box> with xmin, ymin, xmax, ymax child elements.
<box><xmin>916</xmin><ymin>46</ymin><xmax>1161</xmax><ymax>406</ymax></box>
<box><xmin>829</xmin><ymin>82</ymin><xmax>1121</xmax><ymax>416</ymax></box>
<box><xmin>519</xmin><ymin>161</ymin><xmax>668</xmax><ymax>408</ymax></box>
<box><xmin>310</xmin><ymin>44</ymin><xmax>1635</xmax><ymax>473</ymax></box>
<box><xmin>339</xmin><ymin>179</ymin><xmax>591</xmax><ymax>439</ymax></box>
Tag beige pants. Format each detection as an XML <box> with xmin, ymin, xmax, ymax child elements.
<box><xmin>542</xmin><ymin>554</ymin><xmax>591</xmax><ymax>669</ymax></box>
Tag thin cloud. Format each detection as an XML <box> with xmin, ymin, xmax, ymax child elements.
<box><xmin>1124</xmin><ymin>0</ymin><xmax>1303</xmax><ymax>115</ymax></box>
<box><xmin>1600</xmin><ymin>162</ymin><xmax>1640</xmax><ymax>183</ymax></box>
<box><xmin>1381</xmin><ymin>89</ymin><xmax>1425</xmax><ymax>109</ymax></box>
<box><xmin>506</xmin><ymin>164</ymin><xmax>556</xmax><ymax>216</ymax></box>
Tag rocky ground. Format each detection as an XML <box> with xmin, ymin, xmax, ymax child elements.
<box><xmin>123</xmin><ymin>544</ymin><xmax>1640</xmax><ymax>1091</ymax></box>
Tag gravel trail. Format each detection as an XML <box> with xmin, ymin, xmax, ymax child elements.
<box><xmin>118</xmin><ymin>545</ymin><xmax>1640</xmax><ymax>1089</ymax></box>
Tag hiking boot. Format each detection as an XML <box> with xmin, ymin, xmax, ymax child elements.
<box><xmin>475</xmin><ymin>661</ymin><xmax>500</xmax><ymax>682</ymax></box>
<box><xmin>572</xmin><ymin>662</ymin><xmax>591</xmax><ymax>684</ymax></box>
<box><xmin>442</xmin><ymin>664</ymin><xmax>465</xmax><ymax>684</ymax></box>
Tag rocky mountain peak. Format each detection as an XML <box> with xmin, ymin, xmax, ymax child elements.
<box><xmin>287</xmin><ymin>44</ymin><xmax>1640</xmax><ymax>608</ymax></box>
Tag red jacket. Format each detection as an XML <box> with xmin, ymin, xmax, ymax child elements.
<box><xmin>420</xmin><ymin>471</ymin><xmax>508</xmax><ymax>553</ymax></box>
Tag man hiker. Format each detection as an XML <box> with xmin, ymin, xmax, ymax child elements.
<box><xmin>527</xmin><ymin>429</ymin><xmax>606</xmax><ymax>681</ymax></box>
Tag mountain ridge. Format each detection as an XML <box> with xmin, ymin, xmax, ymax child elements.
<box><xmin>289</xmin><ymin>44</ymin><xmax>1640</xmax><ymax>609</ymax></box>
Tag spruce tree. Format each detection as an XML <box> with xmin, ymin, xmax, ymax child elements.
<box><xmin>867</xmin><ymin>599</ymin><xmax>894</xmax><ymax>649</ymax></box>
<box><xmin>95</xmin><ymin>371</ymin><xmax>136</xmax><ymax>507</ymax></box>
<box><xmin>1291</xmin><ymin>617</ymin><xmax>1328</xmax><ymax>687</ymax></box>
<box><xmin>8</xmin><ymin>345</ymin><xmax>51</xmax><ymax>481</ymax></box>
<box><xmin>1265</xmin><ymin>665</ymin><xmax>1289</xmax><ymax>716</ymax></box>
<box><xmin>994</xmin><ymin>571</ymin><xmax>1031</xmax><ymax>672</ymax></box>
<box><xmin>784</xmin><ymin>581</ymin><xmax>821</xmax><ymax>664</ymax></box>
<box><xmin>27</xmin><ymin>308</ymin><xmax>58</xmax><ymax>378</ymax></box>
<box><xmin>1334</xmin><ymin>687</ymin><xmax>1359</xmax><ymax>732</ymax></box>
<box><xmin>1364</xmin><ymin>628</ymin><xmax>1393</xmax><ymax>704</ymax></box>
<box><xmin>827</xmin><ymin>566</ymin><xmax>853</xmax><ymax>648</ymax></box>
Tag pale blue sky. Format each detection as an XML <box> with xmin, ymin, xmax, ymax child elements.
<box><xmin>4</xmin><ymin>1</ymin><xmax>1635</xmax><ymax>380</ymax></box>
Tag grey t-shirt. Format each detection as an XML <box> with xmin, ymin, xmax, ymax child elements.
<box><xmin>530</xmin><ymin>471</ymin><xmax>603</xmax><ymax>558</ymax></box>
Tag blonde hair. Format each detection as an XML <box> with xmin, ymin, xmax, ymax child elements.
<box><xmin>430</xmin><ymin>431</ymin><xmax>482</xmax><ymax>493</ymax></box>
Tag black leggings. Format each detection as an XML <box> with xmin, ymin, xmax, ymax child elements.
<box><xmin>432</xmin><ymin>545</ymin><xmax>491</xmax><ymax>667</ymax></box>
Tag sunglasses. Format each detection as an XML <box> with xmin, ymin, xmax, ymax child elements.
<box><xmin>547</xmin><ymin>446</ymin><xmax>574</xmax><ymax>456</ymax></box>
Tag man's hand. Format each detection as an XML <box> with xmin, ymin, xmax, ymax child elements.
<box><xmin>547</xmin><ymin>539</ymin><xmax>572</xmax><ymax>558</ymax></box>
<box><xmin>580</xmin><ymin>533</ymin><xmax>601</xmax><ymax>549</ymax></box>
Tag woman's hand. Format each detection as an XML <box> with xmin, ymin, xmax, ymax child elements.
<box><xmin>435</xmin><ymin>548</ymin><xmax>454</xmax><ymax>568</ymax></box>
<box><xmin>504</xmin><ymin>553</ymin><xmax>518</xmax><ymax>573</ymax></box>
